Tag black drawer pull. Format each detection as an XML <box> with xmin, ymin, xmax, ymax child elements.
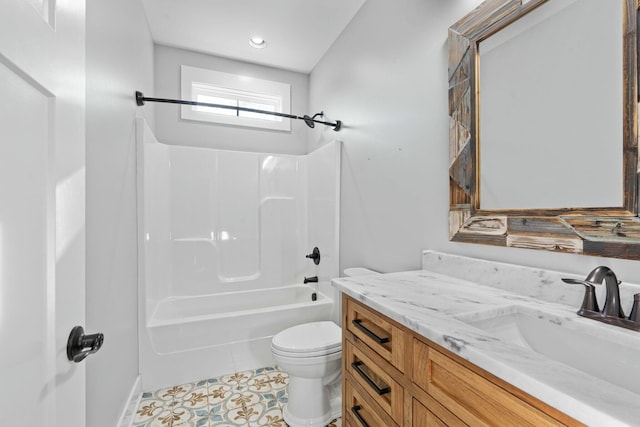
<box><xmin>351</xmin><ymin>405</ymin><xmax>369</xmax><ymax>427</ymax></box>
<box><xmin>352</xmin><ymin>319</ymin><xmax>390</xmax><ymax>344</ymax></box>
<box><xmin>351</xmin><ymin>361</ymin><xmax>390</xmax><ymax>395</ymax></box>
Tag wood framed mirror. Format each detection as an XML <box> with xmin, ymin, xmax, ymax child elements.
<box><xmin>448</xmin><ymin>0</ymin><xmax>640</xmax><ymax>260</ymax></box>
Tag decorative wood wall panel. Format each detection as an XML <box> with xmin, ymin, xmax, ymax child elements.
<box><xmin>448</xmin><ymin>0</ymin><xmax>640</xmax><ymax>260</ymax></box>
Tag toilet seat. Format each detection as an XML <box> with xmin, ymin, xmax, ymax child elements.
<box><xmin>272</xmin><ymin>321</ymin><xmax>341</xmax><ymax>358</ymax></box>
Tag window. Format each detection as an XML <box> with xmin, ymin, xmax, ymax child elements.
<box><xmin>181</xmin><ymin>65</ymin><xmax>291</xmax><ymax>131</ymax></box>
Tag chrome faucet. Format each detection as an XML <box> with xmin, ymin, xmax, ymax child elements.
<box><xmin>562</xmin><ymin>266</ymin><xmax>639</xmax><ymax>332</ymax></box>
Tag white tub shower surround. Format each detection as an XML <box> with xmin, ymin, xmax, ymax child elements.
<box><xmin>136</xmin><ymin>119</ymin><xmax>341</xmax><ymax>390</ymax></box>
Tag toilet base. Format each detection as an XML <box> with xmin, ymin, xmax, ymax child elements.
<box><xmin>281</xmin><ymin>374</ymin><xmax>341</xmax><ymax>427</ymax></box>
<box><xmin>282</xmin><ymin>400</ymin><xmax>341</xmax><ymax>427</ymax></box>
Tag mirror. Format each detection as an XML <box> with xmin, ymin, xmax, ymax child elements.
<box><xmin>479</xmin><ymin>0</ymin><xmax>622</xmax><ymax>210</ymax></box>
<box><xmin>448</xmin><ymin>0</ymin><xmax>640</xmax><ymax>259</ymax></box>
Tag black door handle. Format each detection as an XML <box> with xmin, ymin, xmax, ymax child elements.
<box><xmin>67</xmin><ymin>326</ymin><xmax>104</xmax><ymax>363</ymax></box>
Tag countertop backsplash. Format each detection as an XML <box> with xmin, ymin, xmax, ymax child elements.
<box><xmin>422</xmin><ymin>250</ymin><xmax>640</xmax><ymax>314</ymax></box>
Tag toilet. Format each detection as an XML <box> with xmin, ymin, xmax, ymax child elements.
<box><xmin>271</xmin><ymin>268</ymin><xmax>380</xmax><ymax>427</ymax></box>
<box><xmin>272</xmin><ymin>321</ymin><xmax>342</xmax><ymax>427</ymax></box>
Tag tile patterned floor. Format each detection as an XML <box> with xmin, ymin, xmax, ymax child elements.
<box><xmin>134</xmin><ymin>366</ymin><xmax>341</xmax><ymax>427</ymax></box>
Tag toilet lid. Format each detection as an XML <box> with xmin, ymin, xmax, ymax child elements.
<box><xmin>272</xmin><ymin>321</ymin><xmax>341</xmax><ymax>355</ymax></box>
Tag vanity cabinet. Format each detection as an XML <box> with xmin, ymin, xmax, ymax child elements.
<box><xmin>342</xmin><ymin>295</ymin><xmax>583</xmax><ymax>427</ymax></box>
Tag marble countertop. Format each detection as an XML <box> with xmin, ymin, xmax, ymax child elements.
<box><xmin>332</xmin><ymin>268</ymin><xmax>640</xmax><ymax>427</ymax></box>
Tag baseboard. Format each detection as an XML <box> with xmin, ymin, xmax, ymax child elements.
<box><xmin>117</xmin><ymin>375</ymin><xmax>142</xmax><ymax>427</ymax></box>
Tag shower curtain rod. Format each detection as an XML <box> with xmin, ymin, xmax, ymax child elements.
<box><xmin>135</xmin><ymin>91</ymin><xmax>341</xmax><ymax>131</ymax></box>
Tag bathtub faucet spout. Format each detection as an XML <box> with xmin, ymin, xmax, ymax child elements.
<box><xmin>304</xmin><ymin>276</ymin><xmax>318</xmax><ymax>284</ymax></box>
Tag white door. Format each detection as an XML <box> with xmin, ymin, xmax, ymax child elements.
<box><xmin>0</xmin><ymin>0</ymin><xmax>87</xmax><ymax>426</ymax></box>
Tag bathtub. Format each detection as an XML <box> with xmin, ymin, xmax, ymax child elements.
<box><xmin>139</xmin><ymin>283</ymin><xmax>335</xmax><ymax>390</ymax></box>
<box><xmin>137</xmin><ymin>120</ymin><xmax>341</xmax><ymax>390</ymax></box>
<box><xmin>148</xmin><ymin>285</ymin><xmax>333</xmax><ymax>354</ymax></box>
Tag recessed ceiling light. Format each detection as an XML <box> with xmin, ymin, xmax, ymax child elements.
<box><xmin>249</xmin><ymin>37</ymin><xmax>267</xmax><ymax>49</ymax></box>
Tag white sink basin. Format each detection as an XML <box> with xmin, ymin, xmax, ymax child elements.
<box><xmin>455</xmin><ymin>305</ymin><xmax>640</xmax><ymax>395</ymax></box>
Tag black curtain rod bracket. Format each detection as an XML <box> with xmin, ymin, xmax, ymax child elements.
<box><xmin>135</xmin><ymin>91</ymin><xmax>341</xmax><ymax>131</ymax></box>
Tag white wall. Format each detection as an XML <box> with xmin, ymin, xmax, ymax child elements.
<box><xmin>86</xmin><ymin>0</ymin><xmax>154</xmax><ymax>425</ymax></box>
<box><xmin>154</xmin><ymin>45</ymin><xmax>310</xmax><ymax>154</ymax></box>
<box><xmin>309</xmin><ymin>0</ymin><xmax>640</xmax><ymax>285</ymax></box>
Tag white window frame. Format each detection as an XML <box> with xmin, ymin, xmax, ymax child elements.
<box><xmin>180</xmin><ymin>65</ymin><xmax>291</xmax><ymax>131</ymax></box>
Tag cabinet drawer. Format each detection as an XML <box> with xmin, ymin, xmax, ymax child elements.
<box><xmin>343</xmin><ymin>417</ymin><xmax>355</xmax><ymax>427</ymax></box>
<box><xmin>345</xmin><ymin>297</ymin><xmax>405</xmax><ymax>372</ymax></box>
<box><xmin>345</xmin><ymin>339</ymin><xmax>403</xmax><ymax>423</ymax></box>
<box><xmin>345</xmin><ymin>377</ymin><xmax>395</xmax><ymax>427</ymax></box>
<box><xmin>412</xmin><ymin>339</ymin><xmax>565</xmax><ymax>427</ymax></box>
<box><xmin>412</xmin><ymin>399</ymin><xmax>448</xmax><ymax>427</ymax></box>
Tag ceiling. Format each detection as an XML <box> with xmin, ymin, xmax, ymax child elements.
<box><xmin>141</xmin><ymin>0</ymin><xmax>367</xmax><ymax>73</ymax></box>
